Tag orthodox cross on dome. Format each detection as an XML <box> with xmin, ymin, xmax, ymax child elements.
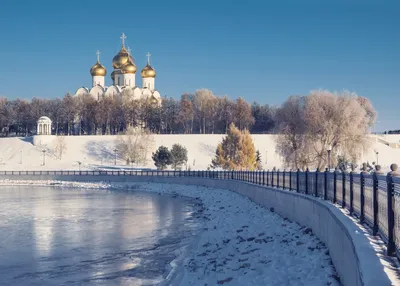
<box><xmin>120</xmin><ymin>32</ymin><xmax>127</xmax><ymax>46</ymax></box>
<box><xmin>96</xmin><ymin>50</ymin><xmax>100</xmax><ymax>62</ymax></box>
<box><xmin>146</xmin><ymin>52</ymin><xmax>151</xmax><ymax>65</ymax></box>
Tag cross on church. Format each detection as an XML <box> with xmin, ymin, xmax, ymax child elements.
<box><xmin>96</xmin><ymin>50</ymin><xmax>100</xmax><ymax>62</ymax></box>
<box><xmin>120</xmin><ymin>32</ymin><xmax>127</xmax><ymax>46</ymax></box>
<box><xmin>146</xmin><ymin>52</ymin><xmax>151</xmax><ymax>64</ymax></box>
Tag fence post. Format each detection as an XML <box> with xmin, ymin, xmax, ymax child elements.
<box><xmin>324</xmin><ymin>168</ymin><xmax>328</xmax><ymax>200</ymax></box>
<box><xmin>360</xmin><ymin>172</ymin><xmax>365</xmax><ymax>223</ymax></box>
<box><xmin>263</xmin><ymin>170</ymin><xmax>265</xmax><ymax>185</ymax></box>
<box><xmin>333</xmin><ymin>168</ymin><xmax>337</xmax><ymax>203</ymax></box>
<box><xmin>315</xmin><ymin>169</ymin><xmax>319</xmax><ymax>197</ymax></box>
<box><xmin>283</xmin><ymin>170</ymin><xmax>286</xmax><ymax>189</ymax></box>
<box><xmin>296</xmin><ymin>169</ymin><xmax>300</xmax><ymax>193</ymax></box>
<box><xmin>289</xmin><ymin>170</ymin><xmax>292</xmax><ymax>191</ymax></box>
<box><xmin>271</xmin><ymin>171</ymin><xmax>274</xmax><ymax>187</ymax></box>
<box><xmin>342</xmin><ymin>172</ymin><xmax>346</xmax><ymax>209</ymax></box>
<box><xmin>305</xmin><ymin>168</ymin><xmax>309</xmax><ymax>195</ymax></box>
<box><xmin>372</xmin><ymin>172</ymin><xmax>379</xmax><ymax>235</ymax></box>
<box><xmin>350</xmin><ymin>171</ymin><xmax>354</xmax><ymax>215</ymax></box>
<box><xmin>277</xmin><ymin>170</ymin><xmax>280</xmax><ymax>188</ymax></box>
<box><xmin>386</xmin><ymin>172</ymin><xmax>395</xmax><ymax>256</ymax></box>
<box><xmin>266</xmin><ymin>170</ymin><xmax>269</xmax><ymax>186</ymax></box>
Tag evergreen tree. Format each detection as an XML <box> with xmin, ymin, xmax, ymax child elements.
<box><xmin>256</xmin><ymin>150</ymin><xmax>262</xmax><ymax>170</ymax></box>
<box><xmin>170</xmin><ymin>144</ymin><xmax>188</xmax><ymax>170</ymax></box>
<box><xmin>152</xmin><ymin>145</ymin><xmax>172</xmax><ymax>170</ymax></box>
<box><xmin>211</xmin><ymin>123</ymin><xmax>256</xmax><ymax>170</ymax></box>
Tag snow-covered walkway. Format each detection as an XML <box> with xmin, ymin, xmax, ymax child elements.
<box><xmin>0</xmin><ymin>180</ymin><xmax>339</xmax><ymax>285</ymax></box>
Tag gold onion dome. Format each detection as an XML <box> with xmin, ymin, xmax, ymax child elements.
<box><xmin>122</xmin><ymin>60</ymin><xmax>137</xmax><ymax>74</ymax></box>
<box><xmin>90</xmin><ymin>62</ymin><xmax>107</xmax><ymax>76</ymax></box>
<box><xmin>112</xmin><ymin>46</ymin><xmax>134</xmax><ymax>69</ymax></box>
<box><xmin>141</xmin><ymin>64</ymin><xmax>156</xmax><ymax>78</ymax></box>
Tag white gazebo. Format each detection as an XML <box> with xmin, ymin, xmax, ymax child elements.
<box><xmin>37</xmin><ymin>116</ymin><xmax>52</xmax><ymax>135</ymax></box>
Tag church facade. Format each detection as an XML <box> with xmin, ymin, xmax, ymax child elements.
<box><xmin>74</xmin><ymin>33</ymin><xmax>161</xmax><ymax>104</ymax></box>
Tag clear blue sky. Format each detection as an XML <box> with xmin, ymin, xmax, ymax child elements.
<box><xmin>0</xmin><ymin>0</ymin><xmax>399</xmax><ymax>131</ymax></box>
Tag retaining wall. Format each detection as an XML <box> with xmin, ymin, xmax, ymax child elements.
<box><xmin>0</xmin><ymin>174</ymin><xmax>392</xmax><ymax>286</ymax></box>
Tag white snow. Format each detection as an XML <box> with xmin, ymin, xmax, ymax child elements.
<box><xmin>0</xmin><ymin>179</ymin><xmax>339</xmax><ymax>285</ymax></box>
<box><xmin>0</xmin><ymin>134</ymin><xmax>399</xmax><ymax>172</ymax></box>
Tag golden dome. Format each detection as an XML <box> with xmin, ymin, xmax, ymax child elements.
<box><xmin>90</xmin><ymin>62</ymin><xmax>107</xmax><ymax>76</ymax></box>
<box><xmin>121</xmin><ymin>60</ymin><xmax>137</xmax><ymax>74</ymax></box>
<box><xmin>141</xmin><ymin>64</ymin><xmax>156</xmax><ymax>78</ymax></box>
<box><xmin>112</xmin><ymin>46</ymin><xmax>134</xmax><ymax>69</ymax></box>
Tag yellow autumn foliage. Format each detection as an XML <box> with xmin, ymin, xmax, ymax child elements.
<box><xmin>211</xmin><ymin>123</ymin><xmax>257</xmax><ymax>170</ymax></box>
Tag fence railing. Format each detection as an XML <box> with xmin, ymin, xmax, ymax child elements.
<box><xmin>1</xmin><ymin>168</ymin><xmax>399</xmax><ymax>261</ymax></box>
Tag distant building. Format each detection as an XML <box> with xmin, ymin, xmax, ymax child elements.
<box><xmin>37</xmin><ymin>116</ymin><xmax>52</xmax><ymax>135</ymax></box>
<box><xmin>74</xmin><ymin>33</ymin><xmax>161</xmax><ymax>105</ymax></box>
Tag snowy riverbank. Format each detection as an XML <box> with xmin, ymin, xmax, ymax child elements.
<box><xmin>0</xmin><ymin>179</ymin><xmax>339</xmax><ymax>285</ymax></box>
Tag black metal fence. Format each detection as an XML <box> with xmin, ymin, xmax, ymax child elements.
<box><xmin>1</xmin><ymin>169</ymin><xmax>399</xmax><ymax>261</ymax></box>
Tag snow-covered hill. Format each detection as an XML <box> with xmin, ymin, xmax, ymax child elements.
<box><xmin>0</xmin><ymin>134</ymin><xmax>399</xmax><ymax>171</ymax></box>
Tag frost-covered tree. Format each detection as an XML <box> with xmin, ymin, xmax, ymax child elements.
<box><xmin>53</xmin><ymin>135</ymin><xmax>67</xmax><ymax>160</ymax></box>
<box><xmin>116</xmin><ymin>126</ymin><xmax>154</xmax><ymax>166</ymax></box>
<box><xmin>276</xmin><ymin>90</ymin><xmax>376</xmax><ymax>170</ymax></box>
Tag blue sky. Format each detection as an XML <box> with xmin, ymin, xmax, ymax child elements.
<box><xmin>0</xmin><ymin>0</ymin><xmax>399</xmax><ymax>131</ymax></box>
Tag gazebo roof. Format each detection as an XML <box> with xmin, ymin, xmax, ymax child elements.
<box><xmin>37</xmin><ymin>116</ymin><xmax>52</xmax><ymax>123</ymax></box>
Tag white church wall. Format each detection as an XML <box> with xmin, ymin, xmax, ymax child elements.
<box><xmin>75</xmin><ymin>87</ymin><xmax>89</xmax><ymax>96</ymax></box>
<box><xmin>142</xmin><ymin>77</ymin><xmax>155</xmax><ymax>90</ymax></box>
<box><xmin>115</xmin><ymin>73</ymin><xmax>124</xmax><ymax>86</ymax></box>
<box><xmin>141</xmin><ymin>88</ymin><xmax>152</xmax><ymax>99</ymax></box>
<box><xmin>104</xmin><ymin>85</ymin><xmax>121</xmax><ymax>98</ymax></box>
<box><xmin>89</xmin><ymin>86</ymin><xmax>104</xmax><ymax>100</ymax></box>
<box><xmin>152</xmin><ymin>90</ymin><xmax>161</xmax><ymax>101</ymax></box>
<box><xmin>92</xmin><ymin>75</ymin><xmax>104</xmax><ymax>87</ymax></box>
<box><xmin>123</xmin><ymin>73</ymin><xmax>135</xmax><ymax>87</ymax></box>
<box><xmin>133</xmin><ymin>87</ymin><xmax>142</xmax><ymax>100</ymax></box>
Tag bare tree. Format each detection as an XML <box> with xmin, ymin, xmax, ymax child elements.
<box><xmin>234</xmin><ymin>97</ymin><xmax>255</xmax><ymax>130</ymax></box>
<box><xmin>115</xmin><ymin>126</ymin><xmax>155</xmax><ymax>166</ymax></box>
<box><xmin>178</xmin><ymin>93</ymin><xmax>194</xmax><ymax>134</ymax></box>
<box><xmin>53</xmin><ymin>135</ymin><xmax>67</xmax><ymax>160</ymax></box>
<box><xmin>276</xmin><ymin>90</ymin><xmax>376</xmax><ymax>170</ymax></box>
<box><xmin>217</xmin><ymin>96</ymin><xmax>235</xmax><ymax>133</ymax></box>
<box><xmin>193</xmin><ymin>89</ymin><xmax>217</xmax><ymax>134</ymax></box>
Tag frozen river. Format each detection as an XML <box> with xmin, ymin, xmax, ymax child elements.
<box><xmin>0</xmin><ymin>186</ymin><xmax>202</xmax><ymax>285</ymax></box>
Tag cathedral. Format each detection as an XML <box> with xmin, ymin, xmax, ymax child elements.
<box><xmin>74</xmin><ymin>33</ymin><xmax>161</xmax><ymax>104</ymax></box>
